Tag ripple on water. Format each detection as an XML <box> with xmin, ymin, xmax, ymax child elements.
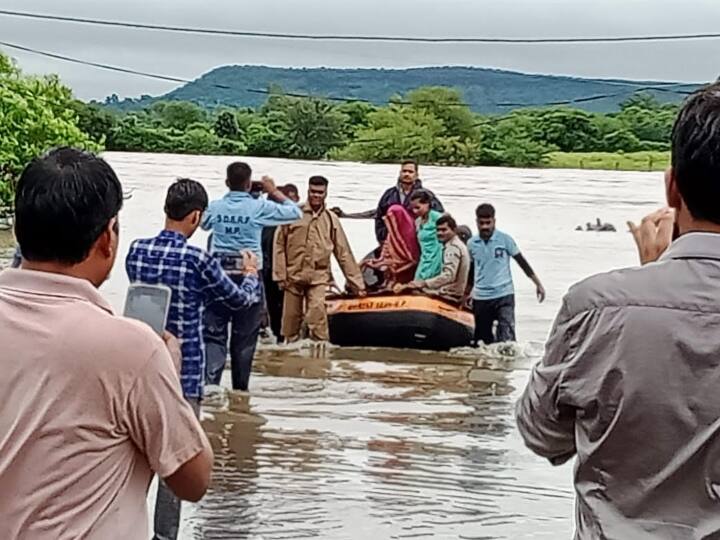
<box><xmin>177</xmin><ymin>342</ymin><xmax>572</xmax><ymax>540</ymax></box>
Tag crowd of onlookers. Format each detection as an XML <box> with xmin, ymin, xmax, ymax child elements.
<box><xmin>5</xmin><ymin>83</ymin><xmax>720</xmax><ymax>540</ymax></box>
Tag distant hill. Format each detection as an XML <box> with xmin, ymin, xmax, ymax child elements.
<box><xmin>102</xmin><ymin>65</ymin><xmax>700</xmax><ymax>114</ymax></box>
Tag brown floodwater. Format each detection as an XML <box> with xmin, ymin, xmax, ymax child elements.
<box><xmin>3</xmin><ymin>152</ymin><xmax>667</xmax><ymax>538</ymax></box>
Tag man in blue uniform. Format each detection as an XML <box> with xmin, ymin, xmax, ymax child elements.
<box><xmin>202</xmin><ymin>162</ymin><xmax>302</xmax><ymax>390</ymax></box>
<box><xmin>468</xmin><ymin>203</ymin><xmax>545</xmax><ymax>345</ymax></box>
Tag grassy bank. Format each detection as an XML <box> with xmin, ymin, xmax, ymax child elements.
<box><xmin>547</xmin><ymin>151</ymin><xmax>669</xmax><ymax>172</ymax></box>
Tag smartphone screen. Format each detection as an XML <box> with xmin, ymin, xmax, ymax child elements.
<box><xmin>123</xmin><ymin>284</ymin><xmax>171</xmax><ymax>335</ymax></box>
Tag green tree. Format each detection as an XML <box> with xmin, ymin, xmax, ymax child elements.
<box><xmin>149</xmin><ymin>101</ymin><xmax>207</xmax><ymax>130</ymax></box>
<box><xmin>403</xmin><ymin>87</ymin><xmax>477</xmax><ymax>140</ymax></box>
<box><xmin>477</xmin><ymin>115</ymin><xmax>554</xmax><ymax>167</ymax></box>
<box><xmin>213</xmin><ymin>110</ymin><xmax>240</xmax><ymax>140</ymax></box>
<box><xmin>282</xmin><ymin>98</ymin><xmax>348</xmax><ymax>159</ymax></box>
<box><xmin>524</xmin><ymin>108</ymin><xmax>601</xmax><ymax>152</ymax></box>
<box><xmin>334</xmin><ymin>106</ymin><xmax>446</xmax><ymax>163</ymax></box>
<box><xmin>71</xmin><ymin>100</ymin><xmax>116</xmax><ymax>144</ymax></box>
<box><xmin>0</xmin><ymin>53</ymin><xmax>99</xmax><ymax>209</ymax></box>
<box><xmin>617</xmin><ymin>105</ymin><xmax>675</xmax><ymax>143</ymax></box>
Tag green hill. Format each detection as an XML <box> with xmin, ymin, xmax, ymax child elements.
<box><xmin>102</xmin><ymin>65</ymin><xmax>700</xmax><ymax>114</ymax></box>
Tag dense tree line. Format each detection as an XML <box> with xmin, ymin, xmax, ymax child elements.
<box><xmin>82</xmin><ymin>87</ymin><xmax>676</xmax><ymax>168</ymax></box>
<box><xmin>0</xmin><ymin>49</ymin><xmax>679</xmax><ymax>210</ymax></box>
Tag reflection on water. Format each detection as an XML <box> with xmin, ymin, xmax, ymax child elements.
<box><xmin>178</xmin><ymin>343</ymin><xmax>571</xmax><ymax>540</ymax></box>
<box><xmin>91</xmin><ymin>153</ymin><xmax>664</xmax><ymax>538</ymax></box>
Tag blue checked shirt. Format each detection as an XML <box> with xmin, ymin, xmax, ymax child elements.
<box><xmin>125</xmin><ymin>230</ymin><xmax>260</xmax><ymax>399</ymax></box>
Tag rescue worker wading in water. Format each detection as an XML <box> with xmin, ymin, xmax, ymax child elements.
<box><xmin>273</xmin><ymin>176</ymin><xmax>366</xmax><ymax>342</ymax></box>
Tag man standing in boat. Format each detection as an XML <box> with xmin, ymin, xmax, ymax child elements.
<box><xmin>468</xmin><ymin>203</ymin><xmax>545</xmax><ymax>345</ymax></box>
<box><xmin>330</xmin><ymin>160</ymin><xmax>443</xmax><ymax>243</ymax></box>
<box><xmin>375</xmin><ymin>160</ymin><xmax>443</xmax><ymax>244</ymax></box>
<box><xmin>273</xmin><ymin>176</ymin><xmax>366</xmax><ymax>342</ymax></box>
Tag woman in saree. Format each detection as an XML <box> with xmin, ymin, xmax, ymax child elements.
<box><xmin>362</xmin><ymin>204</ymin><xmax>420</xmax><ymax>290</ymax></box>
<box><xmin>410</xmin><ymin>189</ymin><xmax>444</xmax><ymax>281</ymax></box>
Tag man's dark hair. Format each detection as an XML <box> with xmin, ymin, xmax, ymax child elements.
<box><xmin>476</xmin><ymin>203</ymin><xmax>496</xmax><ymax>219</ymax></box>
<box><xmin>456</xmin><ymin>225</ymin><xmax>472</xmax><ymax>243</ymax></box>
<box><xmin>14</xmin><ymin>147</ymin><xmax>123</xmax><ymax>264</ymax></box>
<box><xmin>164</xmin><ymin>178</ymin><xmax>208</xmax><ymax>221</ymax></box>
<box><xmin>226</xmin><ymin>162</ymin><xmax>252</xmax><ymax>191</ymax></box>
<box><xmin>410</xmin><ymin>189</ymin><xmax>432</xmax><ymax>204</ymax></box>
<box><xmin>309</xmin><ymin>175</ymin><xmax>329</xmax><ymax>187</ymax></box>
<box><xmin>437</xmin><ymin>214</ymin><xmax>457</xmax><ymax>230</ymax></box>
<box><xmin>281</xmin><ymin>183</ymin><xmax>299</xmax><ymax>197</ymax></box>
<box><xmin>401</xmin><ymin>159</ymin><xmax>418</xmax><ymax>171</ymax></box>
<box><xmin>672</xmin><ymin>84</ymin><xmax>720</xmax><ymax>224</ymax></box>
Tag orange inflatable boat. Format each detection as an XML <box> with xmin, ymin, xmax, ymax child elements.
<box><xmin>326</xmin><ymin>294</ymin><xmax>474</xmax><ymax>351</ymax></box>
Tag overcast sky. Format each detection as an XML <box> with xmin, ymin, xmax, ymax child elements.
<box><xmin>1</xmin><ymin>0</ymin><xmax>719</xmax><ymax>101</ymax></box>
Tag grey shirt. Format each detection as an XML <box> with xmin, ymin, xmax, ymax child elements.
<box><xmin>517</xmin><ymin>233</ymin><xmax>720</xmax><ymax>539</ymax></box>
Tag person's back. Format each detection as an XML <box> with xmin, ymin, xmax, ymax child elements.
<box><xmin>126</xmin><ymin>179</ymin><xmax>261</xmax><ymax>400</ymax></box>
<box><xmin>0</xmin><ymin>276</ymin><xmax>189</xmax><ymax>538</ymax></box>
<box><xmin>202</xmin><ymin>167</ymin><xmax>301</xmax><ymax>265</ymax></box>
<box><xmin>201</xmin><ymin>163</ymin><xmax>300</xmax><ymax>390</ymax></box>
<box><xmin>520</xmin><ymin>243</ymin><xmax>720</xmax><ymax>538</ymax></box>
<box><xmin>517</xmin><ymin>83</ymin><xmax>720</xmax><ymax>539</ymax></box>
<box><xmin>0</xmin><ymin>148</ymin><xmax>212</xmax><ymax>540</ymax></box>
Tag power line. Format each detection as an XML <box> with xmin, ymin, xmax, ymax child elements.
<box><xmin>2</xmin><ymin>9</ymin><xmax>720</xmax><ymax>44</ymax></box>
<box><xmin>0</xmin><ymin>40</ymin><xmax>695</xmax><ymax>115</ymax></box>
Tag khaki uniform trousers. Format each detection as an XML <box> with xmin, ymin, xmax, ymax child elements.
<box><xmin>282</xmin><ymin>283</ymin><xmax>329</xmax><ymax>341</ymax></box>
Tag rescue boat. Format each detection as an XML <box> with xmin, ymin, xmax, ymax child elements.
<box><xmin>326</xmin><ymin>294</ymin><xmax>474</xmax><ymax>351</ymax></box>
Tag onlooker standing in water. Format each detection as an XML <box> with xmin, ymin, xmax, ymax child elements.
<box><xmin>517</xmin><ymin>83</ymin><xmax>720</xmax><ymax>539</ymax></box>
<box><xmin>262</xmin><ymin>183</ymin><xmax>300</xmax><ymax>342</ymax></box>
<box><xmin>202</xmin><ymin>162</ymin><xmax>302</xmax><ymax>391</ymax></box>
<box><xmin>273</xmin><ymin>176</ymin><xmax>366</xmax><ymax>342</ymax></box>
<box><xmin>410</xmin><ymin>189</ymin><xmax>444</xmax><ymax>282</ymax></box>
<box><xmin>0</xmin><ymin>148</ymin><xmax>212</xmax><ymax>539</ymax></box>
<box><xmin>125</xmin><ymin>178</ymin><xmax>261</xmax><ymax>540</ymax></box>
<box><xmin>468</xmin><ymin>203</ymin><xmax>545</xmax><ymax>345</ymax></box>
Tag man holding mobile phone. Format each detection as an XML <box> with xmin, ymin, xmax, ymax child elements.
<box><xmin>0</xmin><ymin>148</ymin><xmax>213</xmax><ymax>539</ymax></box>
<box><xmin>201</xmin><ymin>162</ymin><xmax>302</xmax><ymax>391</ymax></box>
<box><xmin>126</xmin><ymin>178</ymin><xmax>261</xmax><ymax>540</ymax></box>
<box><xmin>517</xmin><ymin>84</ymin><xmax>720</xmax><ymax>538</ymax></box>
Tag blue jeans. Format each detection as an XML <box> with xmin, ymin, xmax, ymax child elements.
<box><xmin>153</xmin><ymin>399</ymin><xmax>200</xmax><ymax>540</ymax></box>
<box><xmin>204</xmin><ymin>270</ymin><xmax>264</xmax><ymax>391</ymax></box>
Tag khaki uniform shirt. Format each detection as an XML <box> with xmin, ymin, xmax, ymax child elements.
<box><xmin>423</xmin><ymin>235</ymin><xmax>470</xmax><ymax>301</ymax></box>
<box><xmin>273</xmin><ymin>203</ymin><xmax>364</xmax><ymax>291</ymax></box>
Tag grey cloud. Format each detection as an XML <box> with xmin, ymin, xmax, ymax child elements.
<box><xmin>1</xmin><ymin>0</ymin><xmax>718</xmax><ymax>100</ymax></box>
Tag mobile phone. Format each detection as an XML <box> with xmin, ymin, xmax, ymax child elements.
<box><xmin>250</xmin><ymin>180</ymin><xmax>263</xmax><ymax>193</ymax></box>
<box><xmin>123</xmin><ymin>284</ymin><xmax>172</xmax><ymax>335</ymax></box>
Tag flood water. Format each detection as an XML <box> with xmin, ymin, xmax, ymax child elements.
<box><xmin>33</xmin><ymin>153</ymin><xmax>670</xmax><ymax>538</ymax></box>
